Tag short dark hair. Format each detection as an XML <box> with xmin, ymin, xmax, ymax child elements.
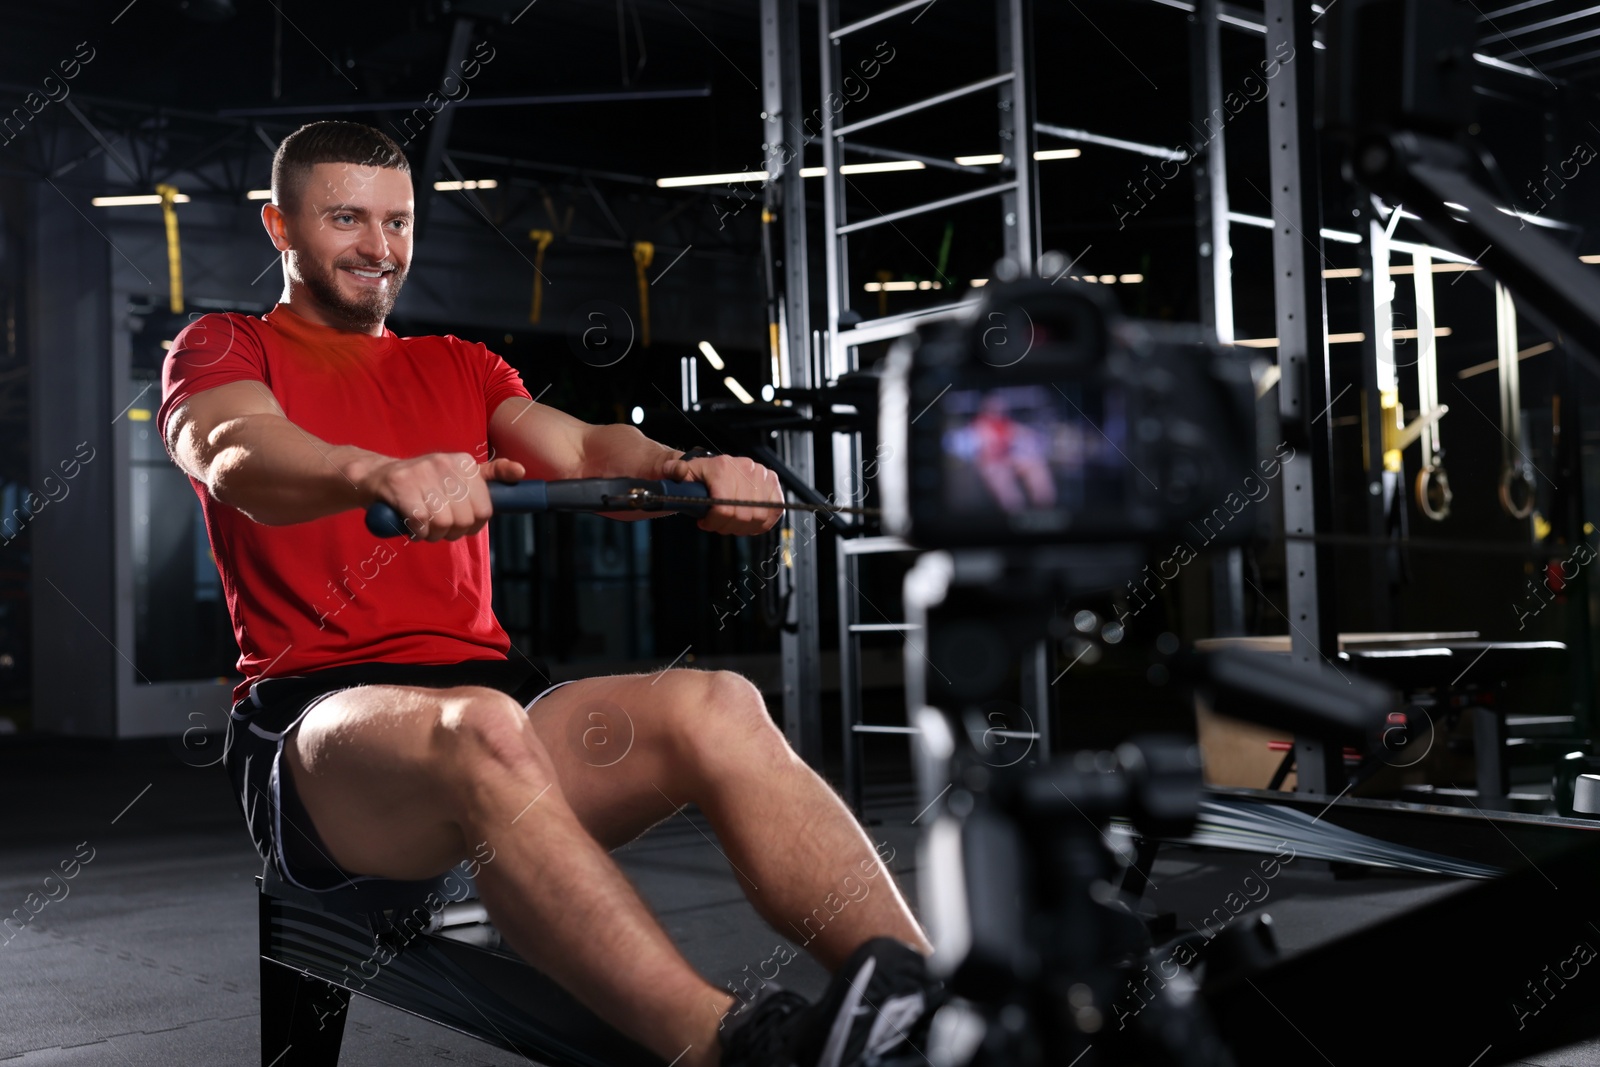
<box><xmin>270</xmin><ymin>121</ymin><xmax>410</xmax><ymax>212</ymax></box>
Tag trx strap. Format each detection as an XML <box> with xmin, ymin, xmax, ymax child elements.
<box><xmin>1412</xmin><ymin>249</ymin><xmax>1451</xmax><ymax>520</ymax></box>
<box><xmin>1496</xmin><ymin>282</ymin><xmax>1535</xmax><ymax>519</ymax></box>
<box><xmin>528</xmin><ymin>229</ymin><xmax>553</xmax><ymax>324</ymax></box>
<box><xmin>155</xmin><ymin>183</ymin><xmax>183</xmax><ymax>313</ymax></box>
<box><xmin>633</xmin><ymin>241</ymin><xmax>653</xmax><ymax>347</ymax></box>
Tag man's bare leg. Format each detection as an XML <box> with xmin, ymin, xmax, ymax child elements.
<box><xmin>287</xmin><ymin>683</ymin><xmax>737</xmax><ymax>1067</ymax></box>
<box><xmin>519</xmin><ymin>670</ymin><xmax>934</xmax><ymax>973</ymax></box>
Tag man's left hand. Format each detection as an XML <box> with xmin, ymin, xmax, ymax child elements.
<box><xmin>662</xmin><ymin>453</ymin><xmax>783</xmax><ymax>535</ymax></box>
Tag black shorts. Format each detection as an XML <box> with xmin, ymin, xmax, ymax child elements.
<box><xmin>224</xmin><ymin>658</ymin><xmax>573</xmax><ymax>893</ymax></box>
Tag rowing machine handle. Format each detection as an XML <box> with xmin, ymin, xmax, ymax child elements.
<box><xmin>365</xmin><ymin>479</ymin><xmax>710</xmax><ymax>538</ymax></box>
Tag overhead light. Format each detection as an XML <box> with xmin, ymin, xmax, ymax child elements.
<box><xmin>761</xmin><ymin>383</ymin><xmax>776</xmax><ymax>401</ymax></box>
<box><xmin>956</xmin><ymin>149</ymin><xmax>1082</xmax><ymax>166</ymax></box>
<box><xmin>630</xmin><ymin>406</ymin><xmax>644</xmax><ymax>425</ymax></box>
<box><xmin>160</xmin><ymin>340</ymin><xmax>174</xmax><ymax>350</ymax></box>
<box><xmin>92</xmin><ymin>193</ymin><xmax>191</xmax><ymax>206</ymax></box>
<box><xmin>1323</xmin><ymin>267</ymin><xmax>1363</xmax><ymax>278</ymax></box>
<box><xmin>723</xmin><ymin>376</ymin><xmax>755</xmax><ymax>404</ymax></box>
<box><xmin>658</xmin><ymin>170</ymin><xmax>769</xmax><ymax>188</ymax></box>
<box><xmin>864</xmin><ymin>280</ymin><xmax>945</xmax><ymax>291</ymax></box>
<box><xmin>697</xmin><ymin>341</ymin><xmax>725</xmax><ymax>370</ymax></box>
<box><xmin>839</xmin><ymin>160</ymin><xmax>924</xmax><ymax>175</ymax></box>
<box><xmin>246</xmin><ymin>189</ymin><xmax>272</xmax><ymax>201</ymax></box>
<box><xmin>1119</xmin><ymin>273</ymin><xmax>1144</xmax><ymax>284</ymax></box>
<box><xmin>970</xmin><ymin>278</ymin><xmax>988</xmax><ymax>287</ymax></box>
<box><xmin>434</xmin><ymin>179</ymin><xmax>498</xmax><ymax>191</ymax></box>
<box><xmin>1098</xmin><ymin>274</ymin><xmax>1117</xmax><ymax>284</ymax></box>
<box><xmin>1580</xmin><ymin>254</ymin><xmax>1600</xmax><ymax>264</ymax></box>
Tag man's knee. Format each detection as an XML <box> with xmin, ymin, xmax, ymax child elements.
<box><xmin>433</xmin><ymin>686</ymin><xmax>552</xmax><ymax>778</ymax></box>
<box><xmin>662</xmin><ymin>670</ymin><xmax>788</xmax><ymax>759</ymax></box>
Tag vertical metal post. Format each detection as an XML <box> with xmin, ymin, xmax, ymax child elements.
<box><xmin>996</xmin><ymin>0</ymin><xmax>1039</xmax><ymax>273</ymax></box>
<box><xmin>1019</xmin><ymin>639</ymin><xmax>1050</xmax><ymax>763</ymax></box>
<box><xmin>820</xmin><ymin>0</ymin><xmax>849</xmax><ymax>375</ymax></box>
<box><xmin>1191</xmin><ymin>0</ymin><xmax>1234</xmax><ymax>346</ymax></box>
<box><xmin>1264</xmin><ymin>0</ymin><xmax>1342</xmax><ymax>794</ymax></box>
<box><xmin>1192</xmin><ymin>0</ymin><xmax>1244</xmax><ymax>636</ymax></box>
<box><xmin>836</xmin><ymin>538</ymin><xmax>864</xmax><ymax>810</ymax></box>
<box><xmin>413</xmin><ymin>16</ymin><xmax>476</xmax><ymax>239</ymax></box>
<box><xmin>762</xmin><ymin>0</ymin><xmax>823</xmax><ymax>767</ymax></box>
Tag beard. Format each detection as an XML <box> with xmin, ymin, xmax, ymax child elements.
<box><xmin>292</xmin><ymin>252</ymin><xmax>408</xmax><ymax>332</ymax></box>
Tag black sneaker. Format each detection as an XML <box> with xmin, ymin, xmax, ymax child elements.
<box><xmin>719</xmin><ymin>938</ymin><xmax>935</xmax><ymax>1067</ymax></box>
<box><xmin>719</xmin><ymin>983</ymin><xmax>813</xmax><ymax>1067</ymax></box>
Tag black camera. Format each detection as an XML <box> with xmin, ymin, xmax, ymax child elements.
<box><xmin>879</xmin><ymin>281</ymin><xmax>1260</xmax><ymax>549</ymax></box>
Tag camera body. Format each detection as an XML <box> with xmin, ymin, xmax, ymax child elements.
<box><xmin>880</xmin><ymin>281</ymin><xmax>1259</xmax><ymax>550</ymax></box>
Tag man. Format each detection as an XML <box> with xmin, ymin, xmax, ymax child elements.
<box><xmin>158</xmin><ymin>121</ymin><xmax>940</xmax><ymax>1067</ymax></box>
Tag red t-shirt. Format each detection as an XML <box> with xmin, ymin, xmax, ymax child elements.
<box><xmin>157</xmin><ymin>304</ymin><xmax>532</xmax><ymax>702</ymax></box>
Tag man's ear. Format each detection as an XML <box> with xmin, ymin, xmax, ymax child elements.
<box><xmin>261</xmin><ymin>202</ymin><xmax>291</xmax><ymax>251</ymax></box>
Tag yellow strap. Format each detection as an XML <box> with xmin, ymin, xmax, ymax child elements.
<box><xmin>633</xmin><ymin>241</ymin><xmax>654</xmax><ymax>348</ymax></box>
<box><xmin>155</xmin><ymin>183</ymin><xmax>183</xmax><ymax>313</ymax></box>
<box><xmin>527</xmin><ymin>229</ymin><xmax>554</xmax><ymax>324</ymax></box>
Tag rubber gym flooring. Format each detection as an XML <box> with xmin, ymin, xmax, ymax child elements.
<box><xmin>1</xmin><ymin>738</ymin><xmax>1597</xmax><ymax>1066</ymax></box>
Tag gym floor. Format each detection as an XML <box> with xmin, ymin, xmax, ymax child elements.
<box><xmin>1</xmin><ymin>739</ymin><xmax>1596</xmax><ymax>1067</ymax></box>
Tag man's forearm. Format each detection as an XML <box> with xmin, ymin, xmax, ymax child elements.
<box><xmin>575</xmin><ymin>423</ymin><xmax>683</xmax><ymax>480</ymax></box>
<box><xmin>206</xmin><ymin>413</ymin><xmax>391</xmax><ymax>525</ymax></box>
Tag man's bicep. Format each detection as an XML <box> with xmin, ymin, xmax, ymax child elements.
<box><xmin>488</xmin><ymin>396</ymin><xmax>588</xmax><ymax>480</ymax></box>
<box><xmin>165</xmin><ymin>380</ymin><xmax>287</xmax><ymax>482</ymax></box>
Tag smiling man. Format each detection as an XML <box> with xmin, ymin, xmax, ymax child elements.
<box><xmin>156</xmin><ymin>121</ymin><xmax>941</xmax><ymax>1067</ymax></box>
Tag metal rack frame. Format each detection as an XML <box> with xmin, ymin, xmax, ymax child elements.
<box><xmin>815</xmin><ymin>0</ymin><xmax>1046</xmax><ymax>814</ymax></box>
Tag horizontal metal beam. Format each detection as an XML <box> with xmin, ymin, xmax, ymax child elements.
<box><xmin>1511</xmin><ymin>23</ymin><xmax>1600</xmax><ymax>56</ymax></box>
<box><xmin>834</xmin><ymin>72</ymin><xmax>1012</xmax><ymax>139</ymax></box>
<box><xmin>807</xmin><ymin>135</ymin><xmax>981</xmax><ymax>174</ymax></box>
<box><xmin>1475</xmin><ymin>2</ymin><xmax>1600</xmax><ymax>43</ymax></box>
<box><xmin>1479</xmin><ymin>0</ymin><xmax>1565</xmax><ymax>20</ymax></box>
<box><xmin>835</xmin><ymin>180</ymin><xmax>1015</xmax><ymax>235</ymax></box>
<box><xmin>217</xmin><ymin>86</ymin><xmax>713</xmax><ymax>118</ymax></box>
<box><xmin>841</xmin><ymin>297</ymin><xmax>982</xmax><ymax>347</ymax></box>
<box><xmin>1035</xmin><ymin>121</ymin><xmax>1188</xmax><ymax>161</ymax></box>
<box><xmin>1545</xmin><ymin>43</ymin><xmax>1600</xmax><ymax>68</ymax></box>
<box><xmin>830</xmin><ymin>0</ymin><xmax>936</xmax><ymax>40</ymax></box>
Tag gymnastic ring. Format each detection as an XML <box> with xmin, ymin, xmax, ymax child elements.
<box><xmin>1415</xmin><ymin>463</ymin><xmax>1452</xmax><ymax>522</ymax></box>
<box><xmin>1499</xmin><ymin>464</ymin><xmax>1536</xmax><ymax>520</ymax></box>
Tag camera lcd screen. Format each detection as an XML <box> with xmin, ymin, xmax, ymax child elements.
<box><xmin>937</xmin><ymin>382</ymin><xmax>1130</xmax><ymax>529</ymax></box>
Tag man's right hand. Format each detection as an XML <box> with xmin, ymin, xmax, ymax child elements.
<box><xmin>359</xmin><ymin>453</ymin><xmax>526</xmax><ymax>542</ymax></box>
